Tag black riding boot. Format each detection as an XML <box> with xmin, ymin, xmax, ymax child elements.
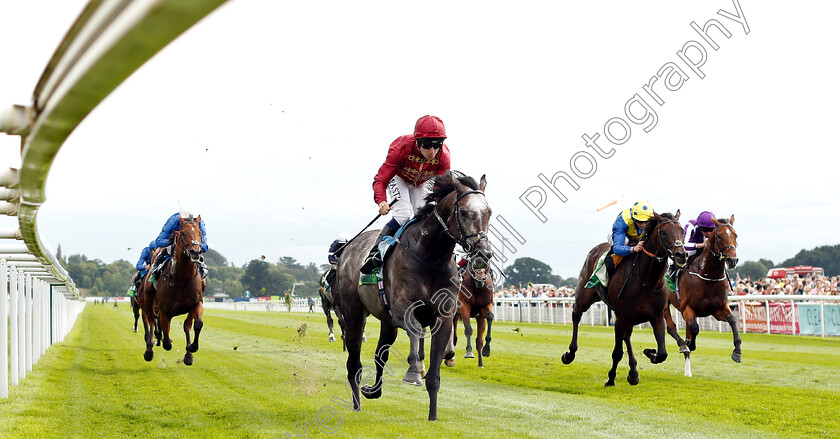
<box><xmin>150</xmin><ymin>248</ymin><xmax>169</xmax><ymax>284</ymax></box>
<box><xmin>360</xmin><ymin>226</ymin><xmax>396</xmax><ymax>275</ymax></box>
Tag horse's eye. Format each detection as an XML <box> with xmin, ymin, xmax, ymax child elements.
<box><xmin>460</xmin><ymin>210</ymin><xmax>469</xmax><ymax>217</ymax></box>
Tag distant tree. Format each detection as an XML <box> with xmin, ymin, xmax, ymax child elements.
<box><xmin>242</xmin><ymin>260</ymin><xmax>273</xmax><ymax>293</ymax></box>
<box><xmin>204</xmin><ymin>248</ymin><xmax>228</xmax><ymax>267</ymax></box>
<box><xmin>732</xmin><ymin>260</ymin><xmax>769</xmax><ymax>281</ymax></box>
<box><xmin>504</xmin><ymin>257</ymin><xmax>559</xmax><ymax>287</ymax></box>
<box><xmin>781</xmin><ymin>244</ymin><xmax>840</xmax><ymax>276</ymax></box>
<box><xmin>279</xmin><ymin>256</ymin><xmax>302</xmax><ymax>270</ymax></box>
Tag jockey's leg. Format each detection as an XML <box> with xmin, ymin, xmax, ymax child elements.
<box><xmin>361</xmin><ymin>176</ymin><xmax>412</xmax><ymax>274</ymax></box>
<box><xmin>150</xmin><ymin>246</ymin><xmax>171</xmax><ymax>284</ymax></box>
<box><xmin>198</xmin><ymin>254</ymin><xmax>208</xmax><ymax>279</ymax></box>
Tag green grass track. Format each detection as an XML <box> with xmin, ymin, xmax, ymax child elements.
<box><xmin>1</xmin><ymin>304</ymin><xmax>838</xmax><ymax>438</ymax></box>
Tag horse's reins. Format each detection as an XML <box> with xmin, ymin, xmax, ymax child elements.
<box><xmin>688</xmin><ymin>223</ymin><xmax>736</xmax><ymax>283</ymax></box>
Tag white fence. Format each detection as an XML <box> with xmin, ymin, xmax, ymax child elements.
<box><xmin>493</xmin><ymin>295</ymin><xmax>840</xmax><ymax>337</ymax></box>
<box><xmin>203</xmin><ymin>297</ymin><xmax>319</xmax><ymax>313</ymax></box>
<box><xmin>1</xmin><ymin>260</ymin><xmax>85</xmax><ymax>398</ymax></box>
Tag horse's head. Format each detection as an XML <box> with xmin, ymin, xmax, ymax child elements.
<box><xmin>711</xmin><ymin>215</ymin><xmax>738</xmax><ymax>270</ymax></box>
<box><xmin>646</xmin><ymin>210</ymin><xmax>687</xmax><ymax>267</ymax></box>
<box><xmin>433</xmin><ymin>172</ymin><xmax>493</xmax><ymax>269</ymax></box>
<box><xmin>178</xmin><ymin>216</ymin><xmax>203</xmax><ymax>263</ymax></box>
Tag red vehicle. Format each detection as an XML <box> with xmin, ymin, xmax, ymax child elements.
<box><xmin>766</xmin><ymin>265</ymin><xmax>824</xmax><ymax>279</ymax></box>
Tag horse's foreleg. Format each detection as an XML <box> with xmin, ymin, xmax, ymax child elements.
<box><xmin>623</xmin><ymin>326</ymin><xmax>639</xmax><ymax>385</ymax></box>
<box><xmin>475</xmin><ymin>315</ymin><xmax>487</xmax><ymax>368</ymax></box>
<box><xmin>418</xmin><ymin>332</ymin><xmax>427</xmax><ymax>379</ymax></box>
<box><xmin>605</xmin><ymin>320</ymin><xmax>627</xmax><ymax>387</ymax></box>
<box><xmin>682</xmin><ymin>307</ymin><xmax>699</xmax><ymax>351</ymax></box>
<box><xmin>664</xmin><ymin>303</ymin><xmax>688</xmax><ymax>353</ymax></box>
<box><xmin>324</xmin><ymin>303</ymin><xmax>336</xmax><ymax>342</ymax></box>
<box><xmin>643</xmin><ymin>315</ymin><xmax>669</xmax><ymax>366</ymax></box>
<box><xmin>187</xmin><ymin>302</ymin><xmax>204</xmax><ymax>353</ymax></box>
<box><xmin>159</xmin><ymin>312</ymin><xmax>173</xmax><ymax>351</ymax></box>
<box><xmin>483</xmin><ymin>308</ymin><xmax>494</xmax><ymax>357</ymax></box>
<box><xmin>460</xmin><ymin>304</ymin><xmax>474</xmax><ymax>360</ymax></box>
<box><xmin>344</xmin><ymin>324</ymin><xmax>364</xmax><ymax>412</ymax></box>
<box><xmin>426</xmin><ymin>317</ymin><xmax>453</xmax><ymax>421</ymax></box>
<box><xmin>562</xmin><ymin>295</ymin><xmax>591</xmax><ymax>365</ymax></box>
<box><xmin>716</xmin><ymin>306</ymin><xmax>742</xmax><ymax>363</ymax></box>
<box><xmin>141</xmin><ymin>306</ymin><xmax>155</xmax><ymax>361</ymax></box>
<box><xmin>361</xmin><ymin>323</ymin><xmax>398</xmax><ymax>400</ymax></box>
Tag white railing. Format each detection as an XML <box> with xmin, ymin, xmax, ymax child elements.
<box><xmin>492</xmin><ymin>295</ymin><xmax>840</xmax><ymax>338</ymax></box>
<box><xmin>1</xmin><ymin>0</ymin><xmax>228</xmax><ymax>399</ymax></box>
<box><xmin>1</xmin><ymin>260</ymin><xmax>85</xmax><ymax>398</ymax></box>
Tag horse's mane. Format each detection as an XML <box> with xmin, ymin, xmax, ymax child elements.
<box><xmin>716</xmin><ymin>217</ymin><xmax>730</xmax><ymax>225</ymax></box>
<box><xmin>415</xmin><ymin>171</ymin><xmax>480</xmax><ymax>221</ymax></box>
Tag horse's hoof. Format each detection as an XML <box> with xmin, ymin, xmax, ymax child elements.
<box><xmin>143</xmin><ymin>351</ymin><xmax>153</xmax><ymax>362</ymax></box>
<box><xmin>329</xmin><ymin>334</ymin><xmax>336</xmax><ymax>342</ymax></box>
<box><xmin>687</xmin><ymin>340</ymin><xmax>696</xmax><ymax>351</ymax></box>
<box><xmin>133</xmin><ymin>328</ymin><xmax>138</xmax><ymax>333</ymax></box>
<box><xmin>561</xmin><ymin>352</ymin><xmax>575</xmax><ymax>365</ymax></box>
<box><xmin>155</xmin><ymin>340</ymin><xmax>161</xmax><ymax>347</ymax></box>
<box><xmin>627</xmin><ymin>371</ymin><xmax>640</xmax><ymax>386</ymax></box>
<box><xmin>163</xmin><ymin>341</ymin><xmax>172</xmax><ymax>351</ymax></box>
<box><xmin>464</xmin><ymin>351</ymin><xmax>475</xmax><ymax>359</ymax></box>
<box><xmin>604</xmin><ymin>380</ymin><xmax>615</xmax><ymax>387</ymax></box>
<box><xmin>403</xmin><ymin>372</ymin><xmax>423</xmax><ymax>386</ymax></box>
<box><xmin>444</xmin><ymin>359</ymin><xmax>455</xmax><ymax>367</ymax></box>
<box><xmin>184</xmin><ymin>353</ymin><xmax>193</xmax><ymax>366</ymax></box>
<box><xmin>444</xmin><ymin>350</ymin><xmax>455</xmax><ymax>361</ymax></box>
<box><xmin>679</xmin><ymin>344</ymin><xmax>690</xmax><ymax>354</ymax></box>
<box><xmin>186</xmin><ymin>343</ymin><xmax>198</xmax><ymax>353</ymax></box>
<box><xmin>731</xmin><ymin>351</ymin><xmax>742</xmax><ymax>363</ymax></box>
<box><xmin>420</xmin><ymin>369</ymin><xmax>426</xmax><ymax>379</ymax></box>
<box><xmin>643</xmin><ymin>348</ymin><xmax>657</xmax><ymax>363</ymax></box>
<box><xmin>482</xmin><ymin>346</ymin><xmax>491</xmax><ymax>357</ymax></box>
<box><xmin>360</xmin><ymin>384</ymin><xmax>382</xmax><ymax>399</ymax></box>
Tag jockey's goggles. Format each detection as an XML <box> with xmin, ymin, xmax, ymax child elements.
<box><xmin>417</xmin><ymin>138</ymin><xmax>445</xmax><ymax>149</ymax></box>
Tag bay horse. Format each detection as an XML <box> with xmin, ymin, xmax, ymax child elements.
<box><xmin>450</xmin><ymin>260</ymin><xmax>496</xmax><ymax>367</ymax></box>
<box><xmin>333</xmin><ymin>171</ymin><xmax>492</xmax><ymax>421</ymax></box>
<box><xmin>664</xmin><ymin>215</ymin><xmax>740</xmax><ymax>377</ymax></box>
<box><xmin>140</xmin><ymin>217</ymin><xmax>205</xmax><ymax>365</ymax></box>
<box><xmin>561</xmin><ymin>211</ymin><xmax>688</xmax><ymax>386</ymax></box>
<box><xmin>413</xmin><ymin>261</ymin><xmax>497</xmax><ymax>377</ymax></box>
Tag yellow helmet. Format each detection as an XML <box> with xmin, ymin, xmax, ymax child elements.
<box><xmin>631</xmin><ymin>201</ymin><xmax>654</xmax><ymax>221</ymax></box>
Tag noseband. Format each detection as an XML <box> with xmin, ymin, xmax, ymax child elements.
<box><xmin>434</xmin><ymin>190</ymin><xmax>489</xmax><ymax>255</ymax></box>
<box><xmin>709</xmin><ymin>224</ymin><xmax>737</xmax><ymax>261</ymax></box>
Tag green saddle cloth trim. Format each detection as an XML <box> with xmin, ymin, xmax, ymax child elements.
<box><xmin>585</xmin><ymin>251</ymin><xmax>609</xmax><ymax>289</ymax></box>
<box><xmin>664</xmin><ymin>274</ymin><xmax>676</xmax><ymax>292</ymax></box>
<box><xmin>359</xmin><ymin>267</ymin><xmax>382</xmax><ymax>285</ymax></box>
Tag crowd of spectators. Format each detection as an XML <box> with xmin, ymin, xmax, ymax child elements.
<box><xmin>732</xmin><ymin>273</ymin><xmax>839</xmax><ymax>296</ymax></box>
<box><xmin>494</xmin><ymin>274</ymin><xmax>840</xmax><ymax>298</ymax></box>
<box><xmin>495</xmin><ymin>283</ymin><xmax>576</xmax><ymax>299</ymax></box>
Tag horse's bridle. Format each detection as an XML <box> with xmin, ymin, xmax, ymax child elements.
<box><xmin>640</xmin><ymin>219</ymin><xmax>685</xmax><ymax>264</ymax></box>
<box><xmin>176</xmin><ymin>221</ymin><xmax>202</xmax><ymax>263</ymax></box>
<box><xmin>708</xmin><ymin>224</ymin><xmax>737</xmax><ymax>261</ymax></box>
<box><xmin>434</xmin><ymin>190</ymin><xmax>489</xmax><ymax>255</ymax></box>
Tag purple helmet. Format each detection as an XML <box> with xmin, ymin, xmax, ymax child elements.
<box><xmin>696</xmin><ymin>211</ymin><xmax>716</xmax><ymax>229</ymax></box>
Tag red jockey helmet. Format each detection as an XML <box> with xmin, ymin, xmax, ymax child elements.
<box><xmin>414</xmin><ymin>115</ymin><xmax>446</xmax><ymax>139</ymax></box>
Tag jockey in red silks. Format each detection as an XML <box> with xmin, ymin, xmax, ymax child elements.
<box><xmin>360</xmin><ymin>115</ymin><xmax>451</xmax><ymax>274</ymax></box>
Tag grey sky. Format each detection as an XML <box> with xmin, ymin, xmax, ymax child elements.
<box><xmin>1</xmin><ymin>1</ymin><xmax>837</xmax><ymax>278</ymax></box>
